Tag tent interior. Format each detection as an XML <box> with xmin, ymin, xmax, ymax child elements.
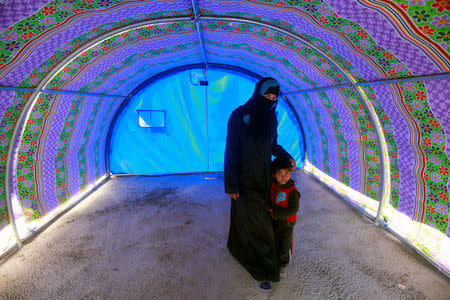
<box><xmin>0</xmin><ymin>0</ymin><xmax>449</xmax><ymax>296</ymax></box>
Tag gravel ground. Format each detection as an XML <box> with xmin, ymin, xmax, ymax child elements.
<box><xmin>0</xmin><ymin>171</ymin><xmax>449</xmax><ymax>299</ymax></box>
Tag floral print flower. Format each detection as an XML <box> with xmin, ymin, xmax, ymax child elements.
<box><xmin>423</xmin><ymin>109</ymin><xmax>434</xmax><ymax>118</ymax></box>
<box><xmin>431</xmin><ymin>14</ymin><xmax>449</xmax><ymax>27</ymax></box>
<box><xmin>436</xmin><ymin>31</ymin><xmax>449</xmax><ymax>42</ymax></box>
<box><xmin>58</xmin><ymin>11</ymin><xmax>70</xmax><ymax>19</ymax></box>
<box><xmin>304</xmin><ymin>4</ymin><xmax>317</xmax><ymax>13</ymax></box>
<box><xmin>59</xmin><ymin>4</ymin><xmax>73</xmax><ymax>10</ymax></box>
<box><xmin>431</xmin><ymin>0</ymin><xmax>450</xmax><ymax>13</ymax></box>
<box><xmin>98</xmin><ymin>0</ymin><xmax>113</xmax><ymax>7</ymax></box>
<box><xmin>431</xmin><ymin>132</ymin><xmax>443</xmax><ymax>144</ymax></box>
<box><xmin>378</xmin><ymin>58</ymin><xmax>391</xmax><ymax>67</ymax></box>
<box><xmin>317</xmin><ymin>4</ymin><xmax>331</xmax><ymax>16</ymax></box>
<box><xmin>418</xmin><ymin>25</ymin><xmax>435</xmax><ymax>35</ymax></box>
<box><xmin>40</xmin><ymin>17</ymin><xmax>56</xmax><ymax>25</ymax></box>
<box><xmin>429</xmin><ymin>155</ymin><xmax>441</xmax><ymax>165</ymax></box>
<box><xmin>409</xmin><ymin>0</ymin><xmax>426</xmax><ymax>5</ymax></box>
<box><xmin>41</xmin><ymin>6</ymin><xmax>56</xmax><ymax>16</ymax></box>
<box><xmin>16</xmin><ymin>22</ymin><xmax>34</xmax><ymax>32</ymax></box>
<box><xmin>430</xmin><ymin>173</ymin><xmax>441</xmax><ymax>182</ymax></box>
<box><xmin>421</xmin><ymin>123</ymin><xmax>432</xmax><ymax>133</ymax></box>
<box><xmin>392</xmin><ymin>63</ymin><xmax>406</xmax><ymax>72</ymax></box>
<box><xmin>413</xmin><ymin>10</ymin><xmax>430</xmax><ymax>22</ymax></box>
<box><xmin>2</xmin><ymin>31</ymin><xmax>19</xmax><ymax>41</ymax></box>
<box><xmin>4</xmin><ymin>41</ymin><xmax>21</xmax><ymax>51</ymax></box>
<box><xmin>412</xmin><ymin>101</ymin><xmax>422</xmax><ymax>110</ymax></box>
<box><xmin>403</xmin><ymin>82</ymin><xmax>416</xmax><ymax>92</ymax></box>
<box><xmin>360</xmin><ymin>40</ymin><xmax>370</xmax><ymax>49</ymax></box>
<box><xmin>439</xmin><ymin>165</ymin><xmax>449</xmax><ymax>176</ymax></box>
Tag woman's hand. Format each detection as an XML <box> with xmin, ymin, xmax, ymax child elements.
<box><xmin>267</xmin><ymin>206</ymin><xmax>274</xmax><ymax>218</ymax></box>
<box><xmin>290</xmin><ymin>158</ymin><xmax>296</xmax><ymax>171</ymax></box>
<box><xmin>228</xmin><ymin>193</ymin><xmax>240</xmax><ymax>200</ymax></box>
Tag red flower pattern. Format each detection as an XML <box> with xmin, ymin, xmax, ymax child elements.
<box><xmin>429</xmin><ymin>119</ymin><xmax>440</xmax><ymax>128</ymax></box>
<box><xmin>319</xmin><ymin>16</ymin><xmax>328</xmax><ymax>24</ymax></box>
<box><xmin>415</xmin><ymin>91</ymin><xmax>426</xmax><ymax>101</ymax></box>
<box><xmin>422</xmin><ymin>137</ymin><xmax>432</xmax><ymax>147</ymax></box>
<box><xmin>357</xmin><ymin>30</ymin><xmax>368</xmax><ymax>39</ymax></box>
<box><xmin>388</xmin><ymin>69</ymin><xmax>398</xmax><ymax>77</ymax></box>
<box><xmin>21</xmin><ymin>32</ymin><xmax>35</xmax><ymax>39</ymax></box>
<box><xmin>418</xmin><ymin>25</ymin><xmax>435</xmax><ymax>35</ymax></box>
<box><xmin>431</xmin><ymin>0</ymin><xmax>450</xmax><ymax>13</ymax></box>
<box><xmin>439</xmin><ymin>166</ymin><xmax>449</xmax><ymax>176</ymax></box>
<box><xmin>41</xmin><ymin>6</ymin><xmax>56</xmax><ymax>16</ymax></box>
<box><xmin>382</xmin><ymin>52</ymin><xmax>393</xmax><ymax>59</ymax></box>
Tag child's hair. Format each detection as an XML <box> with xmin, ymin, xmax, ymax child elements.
<box><xmin>271</xmin><ymin>157</ymin><xmax>292</xmax><ymax>174</ymax></box>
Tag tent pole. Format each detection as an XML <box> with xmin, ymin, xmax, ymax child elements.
<box><xmin>0</xmin><ymin>86</ymin><xmax>125</xmax><ymax>98</ymax></box>
<box><xmin>192</xmin><ymin>0</ymin><xmax>208</xmax><ymax>69</ymax></box>
<box><xmin>283</xmin><ymin>72</ymin><xmax>450</xmax><ymax>94</ymax></box>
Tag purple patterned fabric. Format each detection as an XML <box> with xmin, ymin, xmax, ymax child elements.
<box><xmin>293</xmin><ymin>93</ymin><xmax>324</xmax><ymax>171</ymax></box>
<box><xmin>41</xmin><ymin>93</ymin><xmax>73</xmax><ymax>211</ymax></box>
<box><xmin>204</xmin><ymin>33</ymin><xmax>331</xmax><ymax>89</ymax></box>
<box><xmin>0</xmin><ymin>0</ymin><xmax>49</xmax><ymax>32</ymax></box>
<box><xmin>326</xmin><ymin>0</ymin><xmax>442</xmax><ymax>75</ymax></box>
<box><xmin>425</xmin><ymin>78</ymin><xmax>450</xmax><ymax>237</ymax></box>
<box><xmin>96</xmin><ymin>100</ymin><xmax>123</xmax><ymax>175</ymax></box>
<box><xmin>372</xmin><ymin>84</ymin><xmax>417</xmax><ymax>218</ymax></box>
<box><xmin>0</xmin><ymin>0</ymin><xmax>192</xmax><ymax>87</ymax></box>
<box><xmin>66</xmin><ymin>97</ymin><xmax>94</xmax><ymax>198</ymax></box>
<box><xmin>208</xmin><ymin>50</ymin><xmax>303</xmax><ymax>91</ymax></box>
<box><xmin>425</xmin><ymin>78</ymin><xmax>450</xmax><ymax>159</ymax></box>
<box><xmin>200</xmin><ymin>0</ymin><xmax>381</xmax><ymax>81</ymax></box>
<box><xmin>0</xmin><ymin>91</ymin><xmax>15</xmax><ymax>122</ymax></box>
<box><xmin>325</xmin><ymin>89</ymin><xmax>362</xmax><ymax>192</ymax></box>
<box><xmin>310</xmin><ymin>92</ymin><xmax>339</xmax><ymax>180</ymax></box>
<box><xmin>61</xmin><ymin>34</ymin><xmax>199</xmax><ymax>93</ymax></box>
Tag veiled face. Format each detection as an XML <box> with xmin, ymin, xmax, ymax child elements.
<box><xmin>263</xmin><ymin>93</ymin><xmax>278</xmax><ymax>101</ymax></box>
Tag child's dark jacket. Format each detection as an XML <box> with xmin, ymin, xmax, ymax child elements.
<box><xmin>270</xmin><ymin>179</ymin><xmax>300</xmax><ymax>223</ymax></box>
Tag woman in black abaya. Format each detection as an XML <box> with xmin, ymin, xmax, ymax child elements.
<box><xmin>224</xmin><ymin>77</ymin><xmax>295</xmax><ymax>291</ymax></box>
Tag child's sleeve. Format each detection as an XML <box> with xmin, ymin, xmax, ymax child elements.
<box><xmin>272</xmin><ymin>189</ymin><xmax>300</xmax><ymax>221</ymax></box>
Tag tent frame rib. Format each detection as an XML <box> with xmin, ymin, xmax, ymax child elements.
<box><xmin>283</xmin><ymin>72</ymin><xmax>450</xmax><ymax>94</ymax></box>
<box><xmin>191</xmin><ymin>0</ymin><xmax>208</xmax><ymax>69</ymax></box>
<box><xmin>0</xmin><ymin>86</ymin><xmax>126</xmax><ymax>98</ymax></box>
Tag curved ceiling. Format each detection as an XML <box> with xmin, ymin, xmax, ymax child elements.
<box><xmin>0</xmin><ymin>0</ymin><xmax>449</xmax><ymax>272</ymax></box>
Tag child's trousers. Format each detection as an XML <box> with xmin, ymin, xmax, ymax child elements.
<box><xmin>273</xmin><ymin>221</ymin><xmax>295</xmax><ymax>267</ymax></box>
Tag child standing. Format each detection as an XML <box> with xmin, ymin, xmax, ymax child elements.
<box><xmin>269</xmin><ymin>157</ymin><xmax>301</xmax><ymax>277</ymax></box>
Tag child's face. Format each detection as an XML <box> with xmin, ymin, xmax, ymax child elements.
<box><xmin>273</xmin><ymin>168</ymin><xmax>292</xmax><ymax>185</ymax></box>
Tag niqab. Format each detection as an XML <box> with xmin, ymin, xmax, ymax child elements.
<box><xmin>241</xmin><ymin>77</ymin><xmax>280</xmax><ymax>141</ymax></box>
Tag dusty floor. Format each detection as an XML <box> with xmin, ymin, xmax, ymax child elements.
<box><xmin>0</xmin><ymin>171</ymin><xmax>449</xmax><ymax>299</ymax></box>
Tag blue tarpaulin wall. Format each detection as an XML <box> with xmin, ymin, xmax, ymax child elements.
<box><xmin>109</xmin><ymin>68</ymin><xmax>305</xmax><ymax>174</ymax></box>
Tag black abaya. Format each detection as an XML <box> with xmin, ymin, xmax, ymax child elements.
<box><xmin>224</xmin><ymin>78</ymin><xmax>292</xmax><ymax>282</ymax></box>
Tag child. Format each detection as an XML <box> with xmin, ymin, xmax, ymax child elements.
<box><xmin>269</xmin><ymin>157</ymin><xmax>301</xmax><ymax>278</ymax></box>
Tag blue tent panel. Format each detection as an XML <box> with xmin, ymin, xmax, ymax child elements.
<box><xmin>109</xmin><ymin>68</ymin><xmax>305</xmax><ymax>174</ymax></box>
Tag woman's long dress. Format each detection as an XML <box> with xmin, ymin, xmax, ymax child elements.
<box><xmin>224</xmin><ymin>106</ymin><xmax>291</xmax><ymax>282</ymax></box>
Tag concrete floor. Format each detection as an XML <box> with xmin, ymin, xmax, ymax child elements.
<box><xmin>0</xmin><ymin>171</ymin><xmax>449</xmax><ymax>299</ymax></box>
